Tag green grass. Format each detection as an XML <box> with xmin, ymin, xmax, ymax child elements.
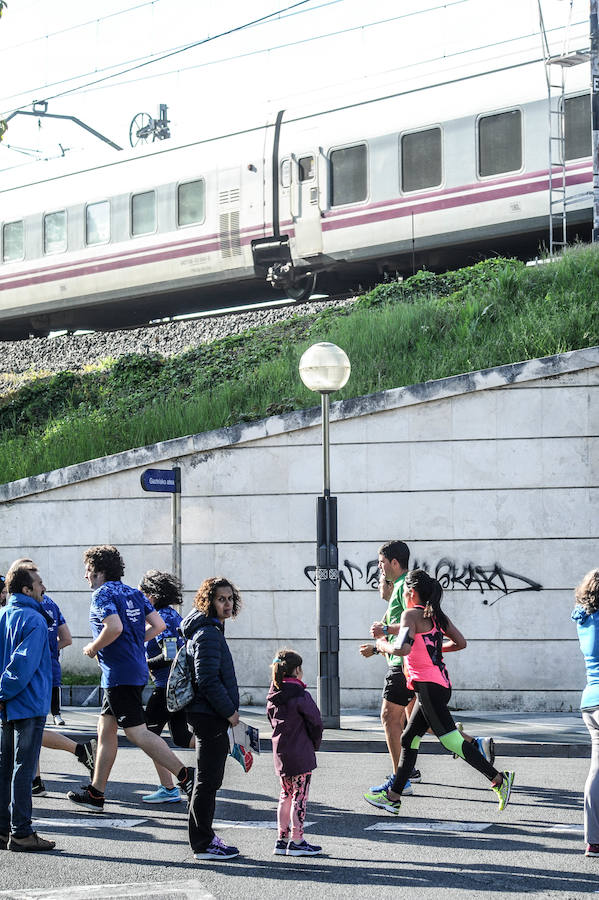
<box><xmin>61</xmin><ymin>672</ymin><xmax>101</xmax><ymax>686</ymax></box>
<box><xmin>1</xmin><ymin>246</ymin><xmax>599</xmax><ymax>485</ymax></box>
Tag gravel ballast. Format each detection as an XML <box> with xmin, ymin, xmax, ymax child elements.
<box><xmin>0</xmin><ymin>295</ymin><xmax>358</xmax><ymax>384</ymax></box>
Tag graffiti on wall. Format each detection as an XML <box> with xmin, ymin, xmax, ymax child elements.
<box><xmin>304</xmin><ymin>556</ymin><xmax>542</xmax><ymax>605</ymax></box>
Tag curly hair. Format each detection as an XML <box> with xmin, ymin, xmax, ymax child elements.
<box><xmin>193</xmin><ymin>576</ymin><xmax>241</xmax><ymax>618</ymax></box>
<box><xmin>575</xmin><ymin>569</ymin><xmax>599</xmax><ymax>615</ymax></box>
<box><xmin>139</xmin><ymin>569</ymin><xmax>182</xmax><ymax>610</ymax></box>
<box><xmin>83</xmin><ymin>545</ymin><xmax>124</xmax><ymax>582</ymax></box>
<box><xmin>271</xmin><ymin>648</ymin><xmax>303</xmax><ymax>689</ymax></box>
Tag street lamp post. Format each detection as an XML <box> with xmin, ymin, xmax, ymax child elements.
<box><xmin>299</xmin><ymin>341</ymin><xmax>351</xmax><ymax>728</ymax></box>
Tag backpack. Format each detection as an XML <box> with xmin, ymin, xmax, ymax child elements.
<box><xmin>166</xmin><ymin>641</ymin><xmax>194</xmax><ymax>713</ymax></box>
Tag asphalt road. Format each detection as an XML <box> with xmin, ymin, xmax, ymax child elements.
<box><xmin>0</xmin><ymin>712</ymin><xmax>597</xmax><ymax>900</ymax></box>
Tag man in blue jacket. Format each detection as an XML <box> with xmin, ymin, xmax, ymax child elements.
<box><xmin>0</xmin><ymin>562</ymin><xmax>56</xmax><ymax>852</ymax></box>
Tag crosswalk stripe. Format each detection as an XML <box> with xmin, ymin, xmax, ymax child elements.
<box><xmin>365</xmin><ymin>820</ymin><xmax>493</xmax><ymax>833</ymax></box>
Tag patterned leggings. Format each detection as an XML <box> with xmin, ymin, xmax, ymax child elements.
<box><xmin>277</xmin><ymin>772</ymin><xmax>311</xmax><ymax>842</ymax></box>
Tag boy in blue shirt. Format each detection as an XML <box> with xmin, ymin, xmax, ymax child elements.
<box><xmin>67</xmin><ymin>545</ymin><xmax>194</xmax><ymax>812</ymax></box>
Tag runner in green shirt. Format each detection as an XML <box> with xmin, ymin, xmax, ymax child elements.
<box><xmin>360</xmin><ymin>540</ymin><xmax>417</xmax><ymax>796</ymax></box>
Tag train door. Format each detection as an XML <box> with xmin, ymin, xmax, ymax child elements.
<box><xmin>290</xmin><ymin>152</ymin><xmax>323</xmax><ymax>258</ymax></box>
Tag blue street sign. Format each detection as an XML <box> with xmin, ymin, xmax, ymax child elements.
<box><xmin>140</xmin><ymin>468</ymin><xmax>181</xmax><ymax>493</ymax></box>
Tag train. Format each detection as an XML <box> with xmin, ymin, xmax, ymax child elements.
<box><xmin>0</xmin><ymin>57</ymin><xmax>593</xmax><ymax>338</ymax></box>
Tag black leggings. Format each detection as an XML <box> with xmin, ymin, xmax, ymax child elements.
<box><xmin>390</xmin><ymin>681</ymin><xmax>498</xmax><ymax>795</ymax></box>
<box><xmin>51</xmin><ymin>686</ymin><xmax>61</xmax><ymax>717</ymax></box>
<box><xmin>145</xmin><ymin>686</ymin><xmax>193</xmax><ymax>747</ymax></box>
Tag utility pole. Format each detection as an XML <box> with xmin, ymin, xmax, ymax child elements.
<box><xmin>591</xmin><ymin>0</ymin><xmax>599</xmax><ymax>241</ymax></box>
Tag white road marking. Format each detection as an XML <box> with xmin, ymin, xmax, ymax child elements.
<box><xmin>365</xmin><ymin>820</ymin><xmax>493</xmax><ymax>833</ymax></box>
<box><xmin>0</xmin><ymin>880</ymin><xmax>215</xmax><ymax>899</ymax></box>
<box><xmin>545</xmin><ymin>823</ymin><xmax>584</xmax><ymax>833</ymax></box>
<box><xmin>213</xmin><ymin>819</ymin><xmax>315</xmax><ymax>829</ymax></box>
<box><xmin>33</xmin><ymin>817</ymin><xmax>147</xmax><ymax>829</ymax></box>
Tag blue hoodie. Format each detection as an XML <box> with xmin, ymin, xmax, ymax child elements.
<box><xmin>572</xmin><ymin>605</ymin><xmax>599</xmax><ymax>710</ymax></box>
<box><xmin>0</xmin><ymin>593</ymin><xmax>52</xmax><ymax>721</ymax></box>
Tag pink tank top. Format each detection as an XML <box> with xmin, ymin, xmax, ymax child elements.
<box><xmin>405</xmin><ymin>612</ymin><xmax>450</xmax><ymax>690</ymax></box>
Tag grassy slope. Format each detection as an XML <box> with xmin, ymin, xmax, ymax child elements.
<box><xmin>1</xmin><ymin>247</ymin><xmax>599</xmax><ymax>485</ymax></box>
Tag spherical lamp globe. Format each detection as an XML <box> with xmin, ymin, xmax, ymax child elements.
<box><xmin>298</xmin><ymin>342</ymin><xmax>351</xmax><ymax>394</ymax></box>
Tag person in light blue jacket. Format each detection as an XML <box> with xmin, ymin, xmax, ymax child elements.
<box><xmin>0</xmin><ymin>562</ymin><xmax>55</xmax><ymax>852</ymax></box>
<box><xmin>572</xmin><ymin>568</ymin><xmax>599</xmax><ymax>859</ymax></box>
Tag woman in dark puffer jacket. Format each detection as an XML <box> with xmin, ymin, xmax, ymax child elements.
<box><xmin>181</xmin><ymin>576</ymin><xmax>241</xmax><ymax>861</ymax></box>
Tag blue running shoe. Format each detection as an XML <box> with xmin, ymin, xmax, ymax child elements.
<box><xmin>369</xmin><ymin>773</ymin><xmax>393</xmax><ymax>793</ymax></box>
<box><xmin>474</xmin><ymin>737</ymin><xmax>495</xmax><ymax>765</ymax></box>
<box><xmin>368</xmin><ymin>774</ymin><xmax>412</xmax><ymax>795</ymax></box>
<box><xmin>142</xmin><ymin>785</ymin><xmax>181</xmax><ymax>804</ymax></box>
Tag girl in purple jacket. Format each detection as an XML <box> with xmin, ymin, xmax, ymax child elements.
<box><xmin>266</xmin><ymin>648</ymin><xmax>324</xmax><ymax>857</ymax></box>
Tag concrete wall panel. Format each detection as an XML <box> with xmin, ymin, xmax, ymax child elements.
<box><xmin>0</xmin><ymin>347</ymin><xmax>597</xmax><ymax>710</ymax></box>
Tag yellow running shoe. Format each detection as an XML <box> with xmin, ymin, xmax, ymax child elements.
<box><xmin>492</xmin><ymin>771</ymin><xmax>515</xmax><ymax>811</ymax></box>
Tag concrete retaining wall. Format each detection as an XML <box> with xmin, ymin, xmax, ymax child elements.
<box><xmin>1</xmin><ymin>346</ymin><xmax>597</xmax><ymax>711</ymax></box>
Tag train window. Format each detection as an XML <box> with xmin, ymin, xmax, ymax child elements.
<box><xmin>178</xmin><ymin>180</ymin><xmax>205</xmax><ymax>226</ymax></box>
<box><xmin>401</xmin><ymin>127</ymin><xmax>442</xmax><ymax>192</ymax></box>
<box><xmin>281</xmin><ymin>159</ymin><xmax>291</xmax><ymax>188</ymax></box>
<box><xmin>44</xmin><ymin>210</ymin><xmax>67</xmax><ymax>254</ymax></box>
<box><xmin>2</xmin><ymin>220</ymin><xmax>24</xmax><ymax>262</ymax></box>
<box><xmin>86</xmin><ymin>201</ymin><xmax>110</xmax><ymax>245</ymax></box>
<box><xmin>565</xmin><ymin>94</ymin><xmax>591</xmax><ymax>160</ymax></box>
<box><xmin>131</xmin><ymin>190</ymin><xmax>156</xmax><ymax>236</ymax></box>
<box><xmin>478</xmin><ymin>109</ymin><xmax>522</xmax><ymax>177</ymax></box>
<box><xmin>299</xmin><ymin>156</ymin><xmax>315</xmax><ymax>181</ymax></box>
<box><xmin>330</xmin><ymin>144</ymin><xmax>367</xmax><ymax>206</ymax></box>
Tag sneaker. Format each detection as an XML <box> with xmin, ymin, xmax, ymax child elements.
<box><xmin>363</xmin><ymin>788</ymin><xmax>401</xmax><ymax>815</ymax></box>
<box><xmin>273</xmin><ymin>839</ymin><xmax>288</xmax><ymax>855</ymax></box>
<box><xmin>475</xmin><ymin>736</ymin><xmax>496</xmax><ymax>766</ymax></box>
<box><xmin>409</xmin><ymin>769</ymin><xmax>422</xmax><ymax>783</ymax></box>
<box><xmin>287</xmin><ymin>839</ymin><xmax>322</xmax><ymax>856</ymax></box>
<box><xmin>586</xmin><ymin>843</ymin><xmax>599</xmax><ymax>857</ymax></box>
<box><xmin>194</xmin><ymin>835</ymin><xmax>239</xmax><ymax>860</ymax></box>
<box><xmin>53</xmin><ymin>714</ymin><xmax>65</xmax><ymax>726</ymax></box>
<box><xmin>177</xmin><ymin>766</ymin><xmax>195</xmax><ymax>800</ymax></box>
<box><xmin>142</xmin><ymin>785</ymin><xmax>181</xmax><ymax>804</ymax></box>
<box><xmin>8</xmin><ymin>832</ymin><xmax>56</xmax><ymax>852</ymax></box>
<box><xmin>368</xmin><ymin>774</ymin><xmax>413</xmax><ymax>796</ymax></box>
<box><xmin>0</xmin><ymin>832</ymin><xmax>8</xmax><ymax>850</ymax></box>
<box><xmin>31</xmin><ymin>777</ymin><xmax>46</xmax><ymax>797</ymax></box>
<box><xmin>492</xmin><ymin>771</ymin><xmax>514</xmax><ymax>811</ymax></box>
<box><xmin>76</xmin><ymin>739</ymin><xmax>97</xmax><ymax>774</ymax></box>
<box><xmin>67</xmin><ymin>784</ymin><xmax>105</xmax><ymax>813</ymax></box>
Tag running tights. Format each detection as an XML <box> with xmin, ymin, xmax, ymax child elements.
<box><xmin>390</xmin><ymin>681</ymin><xmax>498</xmax><ymax>795</ymax></box>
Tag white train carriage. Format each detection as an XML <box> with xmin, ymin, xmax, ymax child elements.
<box><xmin>0</xmin><ymin>61</ymin><xmax>592</xmax><ymax>337</ymax></box>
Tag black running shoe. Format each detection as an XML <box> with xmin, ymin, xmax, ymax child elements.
<box><xmin>67</xmin><ymin>784</ymin><xmax>104</xmax><ymax>813</ymax></box>
<box><xmin>31</xmin><ymin>777</ymin><xmax>46</xmax><ymax>797</ymax></box>
<box><xmin>177</xmin><ymin>766</ymin><xmax>195</xmax><ymax>800</ymax></box>
<box><xmin>287</xmin><ymin>839</ymin><xmax>322</xmax><ymax>856</ymax></box>
<box><xmin>410</xmin><ymin>769</ymin><xmax>422</xmax><ymax>783</ymax></box>
<box><xmin>76</xmin><ymin>739</ymin><xmax>97</xmax><ymax>774</ymax></box>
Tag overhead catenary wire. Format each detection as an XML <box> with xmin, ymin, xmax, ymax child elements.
<box><xmin>0</xmin><ymin>0</ymin><xmax>326</xmax><ymax>115</ymax></box>
<box><xmin>61</xmin><ymin>16</ymin><xmax>589</xmax><ymax>104</ymax></box>
<box><xmin>2</xmin><ymin>7</ymin><xmax>586</xmax><ymax>116</ymax></box>
<box><xmin>0</xmin><ymin>0</ymin><xmax>470</xmax><ymax>114</ymax></box>
<box><xmin>0</xmin><ymin>0</ymin><xmax>166</xmax><ymax>54</ymax></box>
